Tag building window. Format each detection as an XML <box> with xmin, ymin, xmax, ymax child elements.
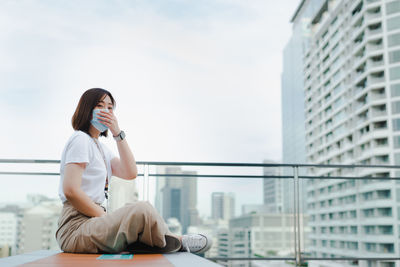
<box><xmin>389</xmin><ymin>49</ymin><xmax>400</xmax><ymax>64</ymax></box>
<box><xmin>348</xmin><ymin>241</ymin><xmax>358</xmax><ymax>250</ymax></box>
<box><xmin>378</xmin><ymin>207</ymin><xmax>392</xmax><ymax>217</ymax></box>
<box><xmin>363</xmin><ymin>208</ymin><xmax>374</xmax><ymax>217</ymax></box>
<box><xmin>387</xmin><ymin>16</ymin><xmax>400</xmax><ymax>32</ymax></box>
<box><xmin>389</xmin><ymin>33</ymin><xmax>400</xmax><ymax>48</ymax></box>
<box><xmin>381</xmin><ymin>263</ymin><xmax>395</xmax><ymax>267</ymax></box>
<box><xmin>365</xmin><ymin>242</ymin><xmax>377</xmax><ymax>252</ymax></box>
<box><xmin>380</xmin><ymin>243</ymin><xmax>394</xmax><ymax>253</ymax></box>
<box><xmin>378</xmin><ymin>225</ymin><xmax>393</xmax><ymax>235</ymax></box>
<box><xmin>394</xmin><ymin>153</ymin><xmax>400</xmax><ymax>166</ymax></box>
<box><xmin>364</xmin><ymin>225</ymin><xmax>375</xmax><ymax>234</ymax></box>
<box><xmin>362</xmin><ymin>192</ymin><xmax>374</xmax><ymax>201</ymax></box>
<box><xmin>350</xmin><ymin>226</ymin><xmax>358</xmax><ymax>234</ymax></box>
<box><xmin>386</xmin><ymin>1</ymin><xmax>400</xmax><ymax>15</ymax></box>
<box><xmin>391</xmin><ymin>83</ymin><xmax>400</xmax><ymax>97</ymax></box>
<box><xmin>394</xmin><ymin>136</ymin><xmax>400</xmax><ymax>148</ymax></box>
<box><xmin>392</xmin><ymin>101</ymin><xmax>400</xmax><ymax>114</ymax></box>
<box><xmin>349</xmin><ymin>210</ymin><xmax>357</xmax><ymax>218</ymax></box>
<box><xmin>391</xmin><ymin>66</ymin><xmax>400</xmax><ymax>81</ymax></box>
<box><xmin>393</xmin><ymin>119</ymin><xmax>400</xmax><ymax>131</ymax></box>
<box><xmin>377</xmin><ymin>189</ymin><xmax>391</xmax><ymax>199</ymax></box>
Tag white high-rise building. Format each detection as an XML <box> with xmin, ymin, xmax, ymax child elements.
<box><xmin>301</xmin><ymin>0</ymin><xmax>400</xmax><ymax>266</ymax></box>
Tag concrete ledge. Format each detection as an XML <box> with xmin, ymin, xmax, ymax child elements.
<box><xmin>0</xmin><ymin>250</ymin><xmax>222</xmax><ymax>267</ymax></box>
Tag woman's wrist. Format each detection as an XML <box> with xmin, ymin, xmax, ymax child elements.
<box><xmin>111</xmin><ymin>128</ymin><xmax>121</xmax><ymax>137</ymax></box>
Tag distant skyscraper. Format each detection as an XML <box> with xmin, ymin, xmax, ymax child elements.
<box><xmin>211</xmin><ymin>192</ymin><xmax>235</xmax><ymax>220</ymax></box>
<box><xmin>281</xmin><ymin>0</ymin><xmax>323</xmax><ymax>214</ymax></box>
<box><xmin>156</xmin><ymin>166</ymin><xmax>199</xmax><ymax>234</ymax></box>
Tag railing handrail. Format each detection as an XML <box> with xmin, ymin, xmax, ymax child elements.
<box><xmin>1</xmin><ymin>159</ymin><xmax>400</xmax><ymax>169</ymax></box>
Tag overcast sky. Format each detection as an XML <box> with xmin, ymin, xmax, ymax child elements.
<box><xmin>1</xmin><ymin>0</ymin><xmax>300</xmax><ymax>216</ymax></box>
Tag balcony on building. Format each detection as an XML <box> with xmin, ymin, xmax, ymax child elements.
<box><xmin>366</xmin><ymin>38</ymin><xmax>383</xmax><ymax>53</ymax></box>
<box><xmin>365</xmin><ymin>6</ymin><xmax>381</xmax><ymax>21</ymax></box>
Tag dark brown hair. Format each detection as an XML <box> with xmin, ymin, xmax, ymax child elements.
<box><xmin>72</xmin><ymin>88</ymin><xmax>116</xmax><ymax>137</ymax></box>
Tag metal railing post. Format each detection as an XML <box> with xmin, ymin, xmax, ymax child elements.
<box><xmin>146</xmin><ymin>164</ymin><xmax>150</xmax><ymax>202</ymax></box>
<box><xmin>293</xmin><ymin>166</ymin><xmax>298</xmax><ymax>266</ymax></box>
<box><xmin>293</xmin><ymin>166</ymin><xmax>301</xmax><ymax>266</ymax></box>
<box><xmin>143</xmin><ymin>163</ymin><xmax>149</xmax><ymax>201</ymax></box>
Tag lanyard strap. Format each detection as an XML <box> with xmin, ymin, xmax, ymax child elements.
<box><xmin>93</xmin><ymin>138</ymin><xmax>109</xmax><ymax>200</ymax></box>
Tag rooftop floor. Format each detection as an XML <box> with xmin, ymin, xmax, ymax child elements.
<box><xmin>0</xmin><ymin>250</ymin><xmax>221</xmax><ymax>267</ymax></box>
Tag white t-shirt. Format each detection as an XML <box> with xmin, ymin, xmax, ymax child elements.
<box><xmin>58</xmin><ymin>130</ymin><xmax>117</xmax><ymax>204</ymax></box>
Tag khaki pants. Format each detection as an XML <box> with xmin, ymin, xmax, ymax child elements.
<box><xmin>56</xmin><ymin>201</ymin><xmax>173</xmax><ymax>253</ymax></box>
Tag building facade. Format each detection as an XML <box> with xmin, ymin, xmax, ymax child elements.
<box><xmin>216</xmin><ymin>213</ymin><xmax>309</xmax><ymax>267</ymax></box>
<box><xmin>0</xmin><ymin>212</ymin><xmax>18</xmax><ymax>257</ymax></box>
<box><xmin>17</xmin><ymin>201</ymin><xmax>61</xmax><ymax>254</ymax></box>
<box><xmin>301</xmin><ymin>0</ymin><xmax>400</xmax><ymax>266</ymax></box>
<box><xmin>282</xmin><ymin>0</ymin><xmax>325</xmax><ymax>215</ymax></box>
<box><xmin>211</xmin><ymin>192</ymin><xmax>235</xmax><ymax>221</ymax></box>
<box><xmin>156</xmin><ymin>166</ymin><xmax>199</xmax><ymax>234</ymax></box>
<box><xmin>263</xmin><ymin>160</ymin><xmax>284</xmax><ymax>213</ymax></box>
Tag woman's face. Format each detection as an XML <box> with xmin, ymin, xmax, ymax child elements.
<box><xmin>95</xmin><ymin>95</ymin><xmax>114</xmax><ymax>112</ymax></box>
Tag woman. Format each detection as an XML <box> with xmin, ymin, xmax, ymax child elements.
<box><xmin>56</xmin><ymin>88</ymin><xmax>211</xmax><ymax>254</ymax></box>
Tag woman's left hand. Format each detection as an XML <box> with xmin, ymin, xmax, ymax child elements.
<box><xmin>98</xmin><ymin>110</ymin><xmax>121</xmax><ymax>137</ymax></box>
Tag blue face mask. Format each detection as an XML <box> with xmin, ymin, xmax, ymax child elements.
<box><xmin>91</xmin><ymin>109</ymin><xmax>109</xmax><ymax>132</ymax></box>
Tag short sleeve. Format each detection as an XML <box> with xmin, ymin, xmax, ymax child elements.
<box><xmin>65</xmin><ymin>133</ymin><xmax>90</xmax><ymax>165</ymax></box>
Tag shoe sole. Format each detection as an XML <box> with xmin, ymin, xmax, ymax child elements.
<box><xmin>125</xmin><ymin>235</ymin><xmax>181</xmax><ymax>254</ymax></box>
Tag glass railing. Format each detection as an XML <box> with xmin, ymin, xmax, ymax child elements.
<box><xmin>1</xmin><ymin>159</ymin><xmax>400</xmax><ymax>266</ymax></box>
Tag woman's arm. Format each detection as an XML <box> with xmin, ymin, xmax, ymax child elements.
<box><xmin>97</xmin><ymin>110</ymin><xmax>138</xmax><ymax>180</ymax></box>
<box><xmin>63</xmin><ymin>163</ymin><xmax>106</xmax><ymax>217</ymax></box>
<box><xmin>111</xmin><ymin>138</ymin><xmax>138</xmax><ymax>180</ymax></box>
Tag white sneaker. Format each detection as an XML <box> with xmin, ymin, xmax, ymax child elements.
<box><xmin>181</xmin><ymin>234</ymin><xmax>212</xmax><ymax>254</ymax></box>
